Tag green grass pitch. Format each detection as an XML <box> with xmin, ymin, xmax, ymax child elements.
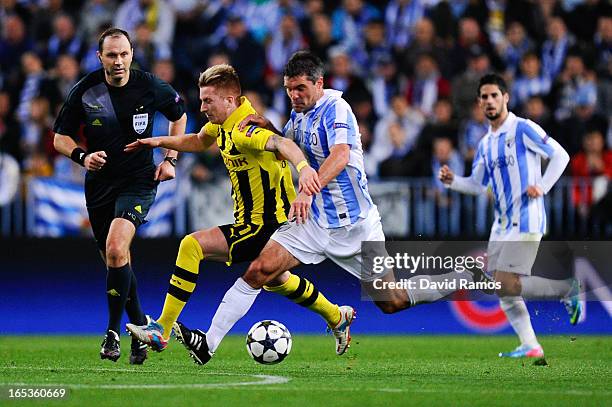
<box><xmin>1</xmin><ymin>335</ymin><xmax>610</xmax><ymax>406</ymax></box>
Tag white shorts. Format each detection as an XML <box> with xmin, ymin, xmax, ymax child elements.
<box><xmin>271</xmin><ymin>205</ymin><xmax>385</xmax><ymax>282</ymax></box>
<box><xmin>487</xmin><ymin>227</ymin><xmax>542</xmax><ymax>276</ymax></box>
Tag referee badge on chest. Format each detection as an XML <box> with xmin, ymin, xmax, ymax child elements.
<box><xmin>133</xmin><ymin>113</ymin><xmax>148</xmax><ymax>134</ymax></box>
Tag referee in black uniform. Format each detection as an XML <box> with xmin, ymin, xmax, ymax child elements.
<box><xmin>53</xmin><ymin>28</ymin><xmax>187</xmax><ymax>364</ymax></box>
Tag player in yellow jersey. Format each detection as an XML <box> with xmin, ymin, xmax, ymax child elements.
<box><xmin>125</xmin><ymin>64</ymin><xmax>352</xmax><ymax>364</ymax></box>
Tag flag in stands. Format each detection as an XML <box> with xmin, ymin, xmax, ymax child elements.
<box><xmin>28</xmin><ymin>177</ymin><xmax>176</xmax><ymax>237</ymax></box>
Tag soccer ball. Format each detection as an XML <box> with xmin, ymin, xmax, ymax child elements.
<box><xmin>246</xmin><ymin>320</ymin><xmax>292</xmax><ymax>364</ymax></box>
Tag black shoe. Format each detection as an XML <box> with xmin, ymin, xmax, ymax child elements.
<box><xmin>468</xmin><ymin>266</ymin><xmax>496</xmax><ymax>295</ymax></box>
<box><xmin>129</xmin><ymin>337</ymin><xmax>148</xmax><ymax>365</ymax></box>
<box><xmin>100</xmin><ymin>330</ymin><xmax>120</xmax><ymax>362</ymax></box>
<box><xmin>173</xmin><ymin>321</ymin><xmax>213</xmax><ymax>365</ymax></box>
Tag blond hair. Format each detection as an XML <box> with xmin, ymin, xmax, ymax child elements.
<box><xmin>198</xmin><ymin>64</ymin><xmax>241</xmax><ymax>96</ymax></box>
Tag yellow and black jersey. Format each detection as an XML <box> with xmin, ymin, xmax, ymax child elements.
<box><xmin>202</xmin><ymin>97</ymin><xmax>296</xmax><ymax>225</ymax></box>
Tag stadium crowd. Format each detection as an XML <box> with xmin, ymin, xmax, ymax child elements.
<box><xmin>0</xmin><ymin>0</ymin><xmax>610</xmax><ymax>223</ymax></box>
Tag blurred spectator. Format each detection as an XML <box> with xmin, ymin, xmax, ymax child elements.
<box><xmin>30</xmin><ymin>0</ymin><xmax>66</xmax><ymax>49</ymax></box>
<box><xmin>405</xmin><ymin>52</ymin><xmax>450</xmax><ymax>118</ymax></box>
<box><xmin>448</xmin><ymin>17</ymin><xmax>502</xmax><ymax>77</ymax></box>
<box><xmin>510</xmin><ymin>52</ymin><xmax>551</xmax><ymax>110</ymax></box>
<box><xmin>331</xmin><ymin>0</ymin><xmax>381</xmax><ymax>50</ymax></box>
<box><xmin>370</xmin><ymin>55</ymin><xmax>402</xmax><ymax>118</ymax></box>
<box><xmin>431</xmin><ymin>135</ymin><xmax>463</xmax><ymax>191</ymax></box>
<box><xmin>20</xmin><ymin>95</ymin><xmax>55</xmax><ymax>174</ymax></box>
<box><xmin>52</xmin><ymin>54</ymin><xmax>81</xmax><ymax>104</ymax></box>
<box><xmin>497</xmin><ymin>21</ymin><xmax>534</xmax><ymax>78</ymax></box>
<box><xmin>400</xmin><ymin>17</ymin><xmax>449</xmax><ymax>78</ymax></box>
<box><xmin>152</xmin><ymin>58</ymin><xmax>196</xmax><ymax>110</ymax></box>
<box><xmin>0</xmin><ymin>91</ymin><xmax>21</xmax><ymax>163</ymax></box>
<box><xmin>132</xmin><ymin>22</ymin><xmax>169</xmax><ymax>72</ymax></box>
<box><xmin>594</xmin><ymin>16</ymin><xmax>612</xmax><ymax>77</ymax></box>
<box><xmin>79</xmin><ymin>0</ymin><xmax>117</xmax><ymax>41</ymax></box>
<box><xmin>541</xmin><ymin>16</ymin><xmax>574</xmax><ymax>81</ymax></box>
<box><xmin>44</xmin><ymin>13</ymin><xmax>87</xmax><ymax>68</ymax></box>
<box><xmin>415</xmin><ymin>97</ymin><xmax>458</xmax><ymax>160</ymax></box>
<box><xmin>326</xmin><ymin>46</ymin><xmax>372</xmax><ymax>118</ymax></box>
<box><xmin>552</xmin><ymin>51</ymin><xmax>597</xmax><ymax>120</ymax></box>
<box><xmin>15</xmin><ymin>52</ymin><xmax>58</xmax><ymax>126</ymax></box>
<box><xmin>570</xmin><ymin>129</ymin><xmax>612</xmax><ymax>226</ymax></box>
<box><xmin>307</xmin><ymin>13</ymin><xmax>339</xmax><ymax>64</ymax></box>
<box><xmin>451</xmin><ymin>47</ymin><xmax>490</xmax><ymax>121</ymax></box>
<box><xmin>371</xmin><ymin>95</ymin><xmax>425</xmax><ymax>176</ymax></box>
<box><xmin>246</xmin><ymin>0</ymin><xmax>306</xmax><ymax>43</ymax></box>
<box><xmin>458</xmin><ymin>101</ymin><xmax>487</xmax><ymax>170</ymax></box>
<box><xmin>384</xmin><ymin>0</ymin><xmax>427</xmax><ymax>54</ymax></box>
<box><xmin>214</xmin><ymin>13</ymin><xmax>265</xmax><ymax>91</ymax></box>
<box><xmin>115</xmin><ymin>0</ymin><xmax>176</xmax><ymax>58</ymax></box>
<box><xmin>522</xmin><ymin>94</ymin><xmax>554</xmax><ymax>134</ymax></box>
<box><xmin>244</xmin><ymin>90</ymin><xmax>284</xmax><ymax>133</ymax></box>
<box><xmin>0</xmin><ymin>15</ymin><xmax>33</xmax><ymax>89</ymax></box>
<box><xmin>266</xmin><ymin>14</ymin><xmax>305</xmax><ymax>75</ymax></box>
<box><xmin>557</xmin><ymin>81</ymin><xmax>609</xmax><ymax>156</ymax></box>
<box><xmin>564</xmin><ymin>0</ymin><xmax>612</xmax><ymax>43</ymax></box>
<box><xmin>0</xmin><ymin>0</ymin><xmax>32</xmax><ymax>27</ymax></box>
<box><xmin>353</xmin><ymin>19</ymin><xmax>390</xmax><ymax>77</ymax></box>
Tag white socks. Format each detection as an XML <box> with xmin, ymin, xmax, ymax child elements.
<box><xmin>520</xmin><ymin>276</ymin><xmax>573</xmax><ymax>299</ymax></box>
<box><xmin>499</xmin><ymin>296</ymin><xmax>540</xmax><ymax>348</ymax></box>
<box><xmin>206</xmin><ymin>278</ymin><xmax>261</xmax><ymax>353</ymax></box>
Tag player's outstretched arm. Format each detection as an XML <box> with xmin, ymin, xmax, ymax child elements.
<box><xmin>265</xmin><ymin>134</ymin><xmax>321</xmax><ymax>195</ymax></box>
<box><xmin>124</xmin><ymin>128</ymin><xmax>216</xmax><ymax>153</ymax></box>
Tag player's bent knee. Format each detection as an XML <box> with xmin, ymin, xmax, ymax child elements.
<box><xmin>244</xmin><ymin>258</ymin><xmax>276</xmax><ymax>289</ymax></box>
<box><xmin>176</xmin><ymin>235</ymin><xmax>204</xmax><ymax>268</ymax></box>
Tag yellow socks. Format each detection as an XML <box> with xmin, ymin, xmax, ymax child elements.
<box><xmin>265</xmin><ymin>273</ymin><xmax>341</xmax><ymax>327</ymax></box>
<box><xmin>157</xmin><ymin>235</ymin><xmax>204</xmax><ymax>338</ymax></box>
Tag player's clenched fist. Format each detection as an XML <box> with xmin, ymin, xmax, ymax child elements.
<box><xmin>438</xmin><ymin>164</ymin><xmax>454</xmax><ymax>184</ymax></box>
<box><xmin>84</xmin><ymin>151</ymin><xmax>107</xmax><ymax>172</ymax></box>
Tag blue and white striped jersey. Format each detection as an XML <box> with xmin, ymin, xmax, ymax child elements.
<box><xmin>282</xmin><ymin>89</ymin><xmax>373</xmax><ymax>228</ymax></box>
<box><xmin>452</xmin><ymin>112</ymin><xmax>567</xmax><ymax>234</ymax></box>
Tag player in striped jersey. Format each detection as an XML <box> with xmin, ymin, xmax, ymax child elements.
<box><xmin>125</xmin><ymin>64</ymin><xmax>350</xmax><ymax>364</ymax></box>
<box><xmin>439</xmin><ymin>73</ymin><xmax>582</xmax><ymax>358</ymax></box>
<box><xmin>175</xmin><ymin>51</ymin><xmax>499</xmax><ymax>359</ymax></box>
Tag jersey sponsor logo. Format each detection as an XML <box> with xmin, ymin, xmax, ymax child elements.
<box><xmin>333</xmin><ymin>122</ymin><xmax>349</xmax><ymax>129</ymax></box>
<box><xmin>488</xmin><ymin>154</ymin><xmax>515</xmax><ymax>170</ymax></box>
<box><xmin>133</xmin><ymin>113</ymin><xmax>148</xmax><ymax>134</ymax></box>
<box><xmin>294</xmin><ymin>130</ymin><xmax>318</xmax><ymax>146</ymax></box>
<box><xmin>223</xmin><ymin>156</ymin><xmax>249</xmax><ymax>168</ymax></box>
<box><xmin>92</xmin><ymin>118</ymin><xmax>102</xmax><ymax>126</ymax></box>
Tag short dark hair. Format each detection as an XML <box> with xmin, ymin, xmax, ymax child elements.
<box><xmin>283</xmin><ymin>51</ymin><xmax>324</xmax><ymax>83</ymax></box>
<box><xmin>98</xmin><ymin>27</ymin><xmax>132</xmax><ymax>52</ymax></box>
<box><xmin>477</xmin><ymin>73</ymin><xmax>508</xmax><ymax>96</ymax></box>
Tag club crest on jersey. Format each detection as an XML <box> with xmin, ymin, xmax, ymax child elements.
<box><xmin>133</xmin><ymin>113</ymin><xmax>148</xmax><ymax>134</ymax></box>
